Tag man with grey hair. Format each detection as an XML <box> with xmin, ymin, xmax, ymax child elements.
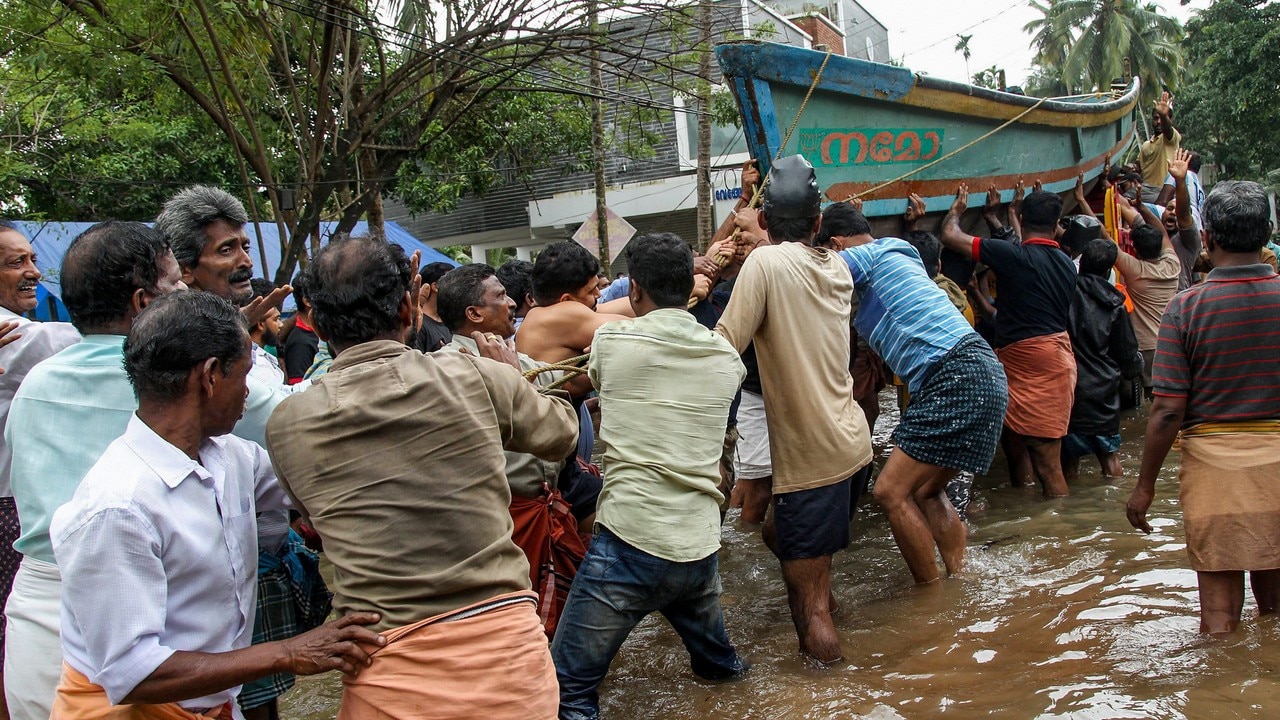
<box><xmin>154</xmin><ymin>185</ymin><xmax>257</xmax><ymax>304</ymax></box>
<box><xmin>1127</xmin><ymin>180</ymin><xmax>1280</xmax><ymax>635</ymax></box>
<box><xmin>2</xmin><ymin>222</ymin><xmax>281</xmax><ymax>720</ymax></box>
<box><xmin>0</xmin><ymin>220</ymin><xmax>79</xmax><ymax>719</ymax></box>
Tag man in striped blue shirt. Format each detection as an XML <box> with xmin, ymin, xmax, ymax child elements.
<box><xmin>824</xmin><ymin>202</ymin><xmax>1008</xmax><ymax>584</ymax></box>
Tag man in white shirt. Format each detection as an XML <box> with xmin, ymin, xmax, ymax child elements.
<box><xmin>50</xmin><ymin>290</ymin><xmax>383</xmax><ymax>719</ymax></box>
<box><xmin>0</xmin><ymin>220</ymin><xmax>80</xmax><ymax>718</ymax></box>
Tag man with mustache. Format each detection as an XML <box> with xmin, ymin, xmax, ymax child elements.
<box><xmin>155</xmin><ymin>186</ymin><xmax>258</xmax><ymax>305</ymax></box>
<box><xmin>3</xmin><ymin>222</ymin><xmax>278</xmax><ymax>720</ymax></box>
<box><xmin>0</xmin><ymin>221</ymin><xmax>80</xmax><ymax>720</ymax></box>
<box><xmin>436</xmin><ymin>263</ymin><xmax>590</xmax><ymax>636</ymax></box>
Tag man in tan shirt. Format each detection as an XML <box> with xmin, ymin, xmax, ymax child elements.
<box><xmin>715</xmin><ymin>155</ymin><xmax>873</xmax><ymax>664</ymax></box>
<box><xmin>266</xmin><ymin>237</ymin><xmax>579</xmax><ymax>719</ymax></box>
<box><xmin>1114</xmin><ymin>224</ymin><xmax>1180</xmax><ymax>398</ymax></box>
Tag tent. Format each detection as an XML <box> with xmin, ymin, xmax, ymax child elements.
<box><xmin>13</xmin><ymin>220</ymin><xmax>458</xmax><ymax>320</ymax></box>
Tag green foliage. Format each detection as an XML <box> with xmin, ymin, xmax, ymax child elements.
<box><xmin>972</xmin><ymin>65</ymin><xmax>1003</xmax><ymax>91</ymax></box>
<box><xmin>1022</xmin><ymin>0</ymin><xmax>1185</xmax><ymax>104</ymax></box>
<box><xmin>0</xmin><ymin>3</ymin><xmax>245</xmax><ymax>219</ymax></box>
<box><xmin>1178</xmin><ymin>0</ymin><xmax>1280</xmax><ymax>181</ymax></box>
<box><xmin>392</xmin><ymin>88</ymin><xmax>593</xmax><ymax>215</ymax></box>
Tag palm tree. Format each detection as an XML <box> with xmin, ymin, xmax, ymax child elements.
<box><xmin>954</xmin><ymin>34</ymin><xmax>973</xmax><ymax>80</ymax></box>
<box><xmin>1024</xmin><ymin>0</ymin><xmax>1067</xmax><ymax>69</ymax></box>
<box><xmin>1023</xmin><ymin>0</ymin><xmax>1184</xmax><ymax>103</ymax></box>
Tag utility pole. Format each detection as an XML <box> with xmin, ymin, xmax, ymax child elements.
<box><xmin>590</xmin><ymin>0</ymin><xmax>611</xmax><ymax>276</ymax></box>
<box><xmin>695</xmin><ymin>0</ymin><xmax>714</xmax><ymax>252</ymax></box>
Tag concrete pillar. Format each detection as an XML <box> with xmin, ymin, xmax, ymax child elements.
<box><xmin>516</xmin><ymin>246</ymin><xmax>533</xmax><ymax>261</ymax></box>
<box><xmin>470</xmin><ymin>245</ymin><xmax>486</xmax><ymax>264</ymax></box>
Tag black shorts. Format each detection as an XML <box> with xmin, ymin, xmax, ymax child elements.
<box><xmin>773</xmin><ymin>476</ymin><xmax>853</xmax><ymax>561</ymax></box>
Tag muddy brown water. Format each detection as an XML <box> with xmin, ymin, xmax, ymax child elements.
<box><xmin>281</xmin><ymin>398</ymin><xmax>1280</xmax><ymax>719</ymax></box>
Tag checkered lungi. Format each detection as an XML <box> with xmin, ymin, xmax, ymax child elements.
<box><xmin>893</xmin><ymin>335</ymin><xmax>1008</xmax><ymax>474</ymax></box>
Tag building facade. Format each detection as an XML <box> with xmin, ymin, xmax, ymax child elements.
<box><xmin>385</xmin><ymin>0</ymin><xmax>889</xmax><ymax>266</ymax></box>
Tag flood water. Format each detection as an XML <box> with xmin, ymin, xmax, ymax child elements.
<box><xmin>281</xmin><ymin>397</ymin><xmax>1280</xmax><ymax>719</ymax></box>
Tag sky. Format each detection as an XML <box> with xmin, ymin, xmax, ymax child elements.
<box><xmin>855</xmin><ymin>0</ymin><xmax>1212</xmax><ymax>87</ymax></box>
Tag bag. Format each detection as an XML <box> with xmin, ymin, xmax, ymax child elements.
<box><xmin>508</xmin><ymin>485</ymin><xmax>587</xmax><ymax>639</ymax></box>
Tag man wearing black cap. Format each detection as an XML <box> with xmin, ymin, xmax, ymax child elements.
<box><xmin>715</xmin><ymin>154</ymin><xmax>872</xmax><ymax>664</ymax></box>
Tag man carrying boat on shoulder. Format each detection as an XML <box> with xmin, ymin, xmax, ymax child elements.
<box><xmin>940</xmin><ymin>186</ymin><xmax>1077</xmax><ymax>498</ymax></box>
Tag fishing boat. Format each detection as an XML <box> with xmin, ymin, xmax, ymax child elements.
<box><xmin>715</xmin><ymin>41</ymin><xmax>1140</xmax><ymax>231</ymax></box>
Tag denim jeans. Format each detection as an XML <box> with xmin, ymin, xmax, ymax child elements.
<box><xmin>550</xmin><ymin>527</ymin><xmax>747</xmax><ymax>720</ymax></box>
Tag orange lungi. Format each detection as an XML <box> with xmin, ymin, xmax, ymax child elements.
<box><xmin>338</xmin><ymin>591</ymin><xmax>557</xmax><ymax>720</ymax></box>
<box><xmin>1179</xmin><ymin>422</ymin><xmax>1280</xmax><ymax>572</ymax></box>
<box><xmin>995</xmin><ymin>331</ymin><xmax>1076</xmax><ymax>438</ymax></box>
<box><xmin>51</xmin><ymin>664</ymin><xmax>231</xmax><ymax>720</ymax></box>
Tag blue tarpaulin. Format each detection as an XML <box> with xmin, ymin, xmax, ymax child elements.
<box><xmin>13</xmin><ymin>220</ymin><xmax>457</xmax><ymax>321</ymax></box>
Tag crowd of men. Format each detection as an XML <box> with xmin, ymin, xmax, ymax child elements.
<box><xmin>0</xmin><ymin>89</ymin><xmax>1274</xmax><ymax>720</ymax></box>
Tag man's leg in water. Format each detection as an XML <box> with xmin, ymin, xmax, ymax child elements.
<box><xmin>1098</xmin><ymin>451</ymin><xmax>1123</xmax><ymax>478</ymax></box>
<box><xmin>771</xmin><ymin>479</ymin><xmax>852</xmax><ymax>663</ymax></box>
<box><xmin>659</xmin><ymin>552</ymin><xmax>749</xmax><ymax>681</ymax></box>
<box><xmin>1002</xmin><ymin>427</ymin><xmax>1035</xmax><ymax>487</ymax></box>
<box><xmin>874</xmin><ymin>447</ymin><xmax>959</xmax><ymax>583</ymax></box>
<box><xmin>1249</xmin><ymin>569</ymin><xmax>1280</xmax><ymax>615</ymax></box>
<box><xmin>1197</xmin><ymin>570</ymin><xmax>1245</xmax><ymax>635</ymax></box>
<box><xmin>1025</xmin><ymin>436</ymin><xmax>1070</xmax><ymax>497</ymax></box>
<box><xmin>736</xmin><ymin>476</ymin><xmax>773</xmax><ymax>525</ymax></box>
<box><xmin>780</xmin><ymin>556</ymin><xmax>841</xmax><ymax>663</ymax></box>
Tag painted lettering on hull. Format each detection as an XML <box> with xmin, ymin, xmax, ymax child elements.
<box><xmin>798</xmin><ymin>128</ymin><xmax>944</xmax><ymax>167</ymax></box>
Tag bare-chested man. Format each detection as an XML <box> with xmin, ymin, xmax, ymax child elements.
<box><xmin>515</xmin><ymin>242</ymin><xmax>630</xmax><ymax>369</ymax></box>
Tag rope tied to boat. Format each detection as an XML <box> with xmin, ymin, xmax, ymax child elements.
<box><xmin>687</xmin><ymin>49</ymin><xmax>837</xmax><ymax>311</ymax></box>
<box><xmin>839</xmin><ymin>94</ymin><xmax>1051</xmax><ymax>203</ymax></box>
<box><xmin>525</xmin><ymin>353</ymin><xmax>591</xmax><ymax>392</ymax></box>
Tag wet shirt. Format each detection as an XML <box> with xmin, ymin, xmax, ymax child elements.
<box><xmin>715</xmin><ymin>243</ymin><xmax>872</xmax><ymax>494</ymax></box>
<box><xmin>51</xmin><ymin>415</ymin><xmax>288</xmax><ymax>709</ymax></box>
<box><xmin>590</xmin><ymin>309</ymin><xmax>744</xmax><ymax>562</ymax></box>
<box><xmin>1153</xmin><ymin>263</ymin><xmax>1280</xmax><ymax>426</ymax></box>
<box><xmin>283</xmin><ymin>322</ymin><xmax>319</xmax><ymax>382</ymax></box>
<box><xmin>443</xmin><ymin>333</ymin><xmax>562</xmax><ymax>499</ymax></box>
<box><xmin>1139</xmin><ymin>128</ymin><xmax>1181</xmax><ymax>187</ymax></box>
<box><xmin>973</xmin><ymin>236</ymin><xmax>1076</xmax><ymax>348</ymax></box>
<box><xmin>840</xmin><ymin>239</ymin><xmax>975</xmax><ymax>393</ymax></box>
<box><xmin>415</xmin><ymin>316</ymin><xmax>452</xmax><ymax>353</ymax></box>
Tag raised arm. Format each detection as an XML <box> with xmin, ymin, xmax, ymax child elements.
<box><xmin>1155</xmin><ymin>92</ymin><xmax>1176</xmax><ymax>141</ymax></box>
<box><xmin>981</xmin><ymin>185</ymin><xmax>1004</xmax><ymax>232</ymax></box>
<box><xmin>710</xmin><ymin>160</ymin><xmax>761</xmax><ymax>246</ymax></box>
<box><xmin>1009</xmin><ymin>179</ymin><xmax>1026</xmax><ymax>240</ymax></box>
<box><xmin>904</xmin><ymin>193</ymin><xmax>926</xmax><ymax>233</ymax></box>
<box><xmin>714</xmin><ymin>253</ymin><xmax>768</xmax><ymax>353</ymax></box>
<box><xmin>1073</xmin><ymin>172</ymin><xmax>1096</xmax><ymax>219</ymax></box>
<box><xmin>1168</xmin><ymin>148</ymin><xmax>1194</xmax><ymax>230</ymax></box>
<box><xmin>939</xmin><ymin>184</ymin><xmax>976</xmax><ymax>260</ymax></box>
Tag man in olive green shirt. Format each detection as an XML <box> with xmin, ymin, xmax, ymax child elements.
<box><xmin>266</xmin><ymin>237</ymin><xmax>579</xmax><ymax>719</ymax></box>
<box><xmin>552</xmin><ymin>233</ymin><xmax>748</xmax><ymax>720</ymax></box>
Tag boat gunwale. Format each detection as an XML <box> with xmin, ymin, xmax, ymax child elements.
<box><xmin>715</xmin><ymin>41</ymin><xmax>1140</xmax><ymax>122</ymax></box>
